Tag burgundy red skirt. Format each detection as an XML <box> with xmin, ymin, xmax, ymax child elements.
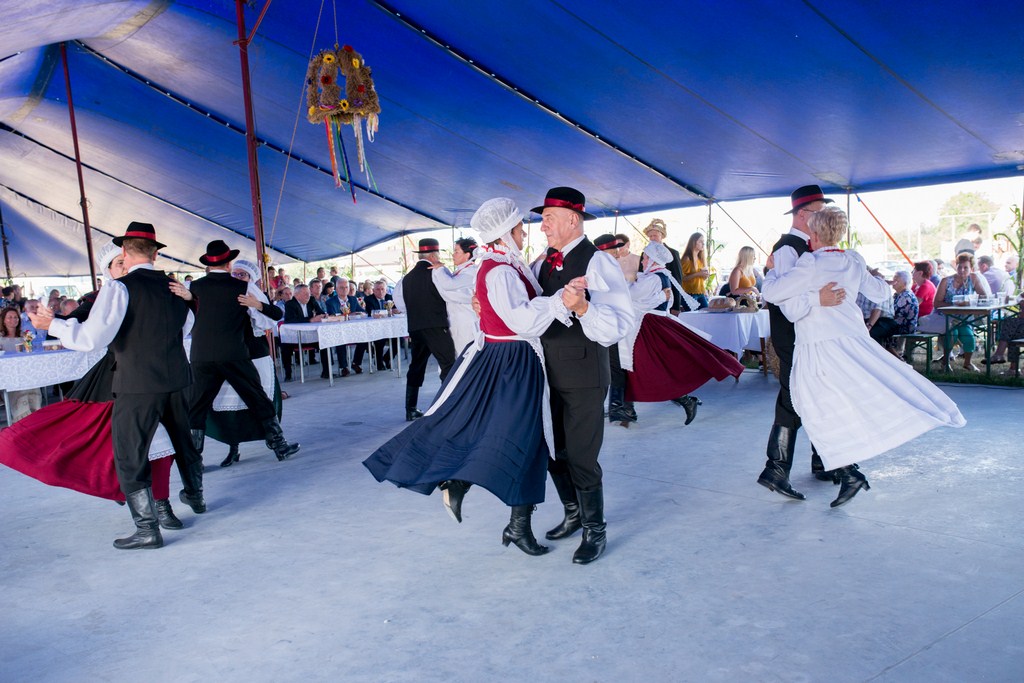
<box><xmin>626</xmin><ymin>314</ymin><xmax>745</xmax><ymax>402</ymax></box>
<box><xmin>0</xmin><ymin>353</ymin><xmax>173</xmax><ymax>501</ymax></box>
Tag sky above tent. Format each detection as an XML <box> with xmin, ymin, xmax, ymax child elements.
<box><xmin>1</xmin><ymin>0</ymin><xmax>1022</xmax><ymax>276</ymax></box>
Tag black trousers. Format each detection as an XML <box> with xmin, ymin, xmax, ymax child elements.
<box><xmin>111</xmin><ymin>390</ymin><xmax>197</xmax><ymax>495</ymax></box>
<box><xmin>869</xmin><ymin>316</ymin><xmax>899</xmax><ymax>347</ymax></box>
<box><xmin>354</xmin><ymin>339</ymin><xmax>395</xmax><ymax>369</ymax></box>
<box><xmin>280</xmin><ymin>344</ymin><xmax>327</xmax><ymax>377</ymax></box>
<box><xmin>609</xmin><ymin>344</ymin><xmax>626</xmax><ymax>391</ymax></box>
<box><xmin>773</xmin><ymin>337</ymin><xmax>801</xmax><ymax>430</ymax></box>
<box><xmin>548</xmin><ymin>386</ymin><xmax>607</xmax><ymax>491</ymax></box>
<box><xmin>406</xmin><ymin>327</ymin><xmax>456</xmax><ymax>387</ymax></box>
<box><xmin>189</xmin><ymin>359</ymin><xmax>276</xmax><ymax>429</ymax></box>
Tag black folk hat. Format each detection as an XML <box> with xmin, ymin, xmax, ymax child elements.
<box><xmin>199</xmin><ymin>239</ymin><xmax>240</xmax><ymax>266</ymax></box>
<box><xmin>785</xmin><ymin>185</ymin><xmax>834</xmax><ymax>215</ymax></box>
<box><xmin>112</xmin><ymin>221</ymin><xmax>167</xmax><ymax>249</ymax></box>
<box><xmin>594</xmin><ymin>233</ymin><xmax>624</xmax><ymax>252</ymax></box>
<box><xmin>413</xmin><ymin>238</ymin><xmax>441</xmax><ymax>254</ymax></box>
<box><xmin>530</xmin><ymin>186</ymin><xmax>597</xmax><ymax>221</ymax></box>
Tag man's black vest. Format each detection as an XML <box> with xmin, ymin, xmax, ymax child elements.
<box><xmin>188</xmin><ymin>272</ymin><xmax>251</xmax><ymax>363</ymax></box>
<box><xmin>538</xmin><ymin>238</ymin><xmax>610</xmax><ymax>390</ymax></box>
<box><xmin>109</xmin><ymin>268</ymin><xmax>191</xmax><ymax>394</ymax></box>
<box><xmin>766</xmin><ymin>233</ymin><xmax>810</xmax><ymax>351</ymax></box>
<box><xmin>401</xmin><ymin>261</ymin><xmax>449</xmax><ymax>332</ymax></box>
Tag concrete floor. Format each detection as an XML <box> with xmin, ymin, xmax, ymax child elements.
<box><xmin>2</xmin><ymin>364</ymin><xmax>1022</xmax><ymax>682</ymax></box>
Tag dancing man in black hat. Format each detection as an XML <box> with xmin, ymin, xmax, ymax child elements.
<box><xmin>393</xmin><ymin>238</ymin><xmax>457</xmax><ymax>421</ymax></box>
<box><xmin>531</xmin><ymin>187</ymin><xmax>633</xmax><ymax>564</ymax></box>
<box><xmin>31</xmin><ymin>222</ymin><xmax>204</xmax><ymax>550</ymax></box>
<box><xmin>758</xmin><ymin>185</ymin><xmax>846</xmax><ymax>499</ymax></box>
<box><xmin>178</xmin><ymin>240</ymin><xmax>299</xmax><ymax>462</ymax></box>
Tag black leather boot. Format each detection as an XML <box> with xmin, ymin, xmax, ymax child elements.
<box><xmin>672</xmin><ymin>395</ymin><xmax>702</xmax><ymax>425</ymax></box>
<box><xmin>176</xmin><ymin>453</ymin><xmax>207</xmax><ymax>514</ymax></box>
<box><xmin>811</xmin><ymin>446</ymin><xmax>840</xmax><ymax>483</ymax></box>
<box><xmin>262</xmin><ymin>417</ymin><xmax>300</xmax><ymax>461</ymax></box>
<box><xmin>114</xmin><ymin>488</ymin><xmax>163</xmax><ymax>550</ymax></box>
<box><xmin>191</xmin><ymin>428</ymin><xmax>205</xmax><ymax>455</ymax></box>
<box><xmin>154</xmin><ymin>498</ymin><xmax>183</xmax><ymax>530</ymax></box>
<box><xmin>545</xmin><ymin>467</ymin><xmax>581</xmax><ymax>540</ymax></box>
<box><xmin>439</xmin><ymin>480</ymin><xmax>471</xmax><ymax>523</ymax></box>
<box><xmin>757</xmin><ymin>424</ymin><xmax>806</xmax><ymax>500</ymax></box>
<box><xmin>405</xmin><ymin>385</ymin><xmax>423</xmax><ymax>421</ymax></box>
<box><xmin>831</xmin><ymin>466</ymin><xmax>870</xmax><ymax>508</ymax></box>
<box><xmin>572</xmin><ymin>486</ymin><xmax>607</xmax><ymax>564</ymax></box>
<box><xmin>220</xmin><ymin>444</ymin><xmax>241</xmax><ymax>468</ymax></box>
<box><xmin>502</xmin><ymin>505</ymin><xmax>550</xmax><ymax>556</ymax></box>
<box><xmin>607</xmin><ymin>386</ymin><xmax>637</xmax><ymax>426</ymax></box>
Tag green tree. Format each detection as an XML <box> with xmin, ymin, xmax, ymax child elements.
<box><xmin>917</xmin><ymin>191</ymin><xmax>1000</xmax><ymax>258</ymax></box>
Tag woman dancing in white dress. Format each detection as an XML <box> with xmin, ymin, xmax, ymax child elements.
<box><xmin>762</xmin><ymin>206</ymin><xmax>965</xmax><ymax>507</ymax></box>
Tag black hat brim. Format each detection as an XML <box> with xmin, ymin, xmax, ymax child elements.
<box><xmin>199</xmin><ymin>249</ymin><xmax>240</xmax><ymax>266</ymax></box>
<box><xmin>784</xmin><ymin>197</ymin><xmax>834</xmax><ymax>215</ymax></box>
<box><xmin>528</xmin><ymin>205</ymin><xmax>597</xmax><ymax>221</ymax></box>
<box><xmin>112</xmin><ymin>235</ymin><xmax>167</xmax><ymax>249</ymax></box>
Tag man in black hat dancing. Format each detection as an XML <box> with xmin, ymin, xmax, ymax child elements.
<box><xmin>393</xmin><ymin>238</ymin><xmax>457</xmax><ymax>421</ymax></box>
<box><xmin>31</xmin><ymin>222</ymin><xmax>204</xmax><ymax>550</ymax></box>
<box><xmin>758</xmin><ymin>185</ymin><xmax>847</xmax><ymax>500</ymax></box>
<box><xmin>179</xmin><ymin>240</ymin><xmax>299</xmax><ymax>462</ymax></box>
<box><xmin>532</xmin><ymin>187</ymin><xmax>632</xmax><ymax>564</ymax></box>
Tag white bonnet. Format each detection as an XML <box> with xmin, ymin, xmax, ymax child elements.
<box><xmin>470</xmin><ymin>198</ymin><xmax>523</xmax><ymax>244</ymax></box>
<box><xmin>643</xmin><ymin>241</ymin><xmax>673</xmax><ymax>267</ymax></box>
<box><xmin>95</xmin><ymin>240</ymin><xmax>121</xmax><ymax>275</ymax></box>
<box><xmin>232</xmin><ymin>258</ymin><xmax>260</xmax><ymax>283</ymax></box>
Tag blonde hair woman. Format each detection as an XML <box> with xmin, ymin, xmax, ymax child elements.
<box><xmin>728</xmin><ymin>246</ymin><xmax>759</xmax><ymax>296</ymax></box>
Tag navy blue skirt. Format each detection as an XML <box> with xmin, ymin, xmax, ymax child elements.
<box><xmin>363</xmin><ymin>340</ymin><xmax>548</xmax><ymax>506</ymax></box>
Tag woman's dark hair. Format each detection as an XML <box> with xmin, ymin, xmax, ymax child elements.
<box><xmin>455</xmin><ymin>238</ymin><xmax>478</xmax><ymax>256</ymax></box>
<box><xmin>1</xmin><ymin>306</ymin><xmax>22</xmax><ymax>337</ymax></box>
<box><xmin>913</xmin><ymin>261</ymin><xmax>933</xmax><ymax>278</ymax></box>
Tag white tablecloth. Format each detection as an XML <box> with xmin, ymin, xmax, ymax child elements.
<box><xmin>0</xmin><ymin>348</ymin><xmax>108</xmax><ymax>391</ymax></box>
<box><xmin>677</xmin><ymin>309</ymin><xmax>770</xmax><ymax>354</ymax></box>
<box><xmin>279</xmin><ymin>316</ymin><xmax>410</xmax><ymax>383</ymax></box>
<box><xmin>279</xmin><ymin>316</ymin><xmax>409</xmax><ymax>348</ymax></box>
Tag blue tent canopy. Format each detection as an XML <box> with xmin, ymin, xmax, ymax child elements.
<box><xmin>1</xmin><ymin>0</ymin><xmax>1022</xmax><ymax>276</ymax></box>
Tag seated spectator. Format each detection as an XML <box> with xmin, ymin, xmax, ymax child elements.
<box><xmin>281</xmin><ymin>284</ymin><xmax>329</xmax><ymax>381</ymax></box>
<box><xmin>20</xmin><ymin>300</ymin><xmax>43</xmax><ymax>341</ymax></box>
<box><xmin>985</xmin><ymin>292</ymin><xmax>1024</xmax><ymax>365</ymax></box>
<box><xmin>0</xmin><ymin>306</ymin><xmax>43</xmax><ymax>422</ymax></box>
<box><xmin>930</xmin><ymin>259</ymin><xmax>944</xmax><ymax>286</ymax></box>
<box><xmin>275</xmin><ymin>285</ymin><xmax>293</xmax><ymax>312</ymax></box>
<box><xmin>0</xmin><ymin>285</ymin><xmax>13</xmax><ymax>309</ymax></box>
<box><xmin>322</xmin><ymin>280</ymin><xmax>342</xmax><ymax>315</ymax></box>
<box><xmin>978</xmin><ymin>255</ymin><xmax>1010</xmax><ymax>296</ymax></box>
<box><xmin>890</xmin><ymin>270</ymin><xmax>919</xmax><ymax>356</ymax></box>
<box><xmin>856</xmin><ymin>271</ymin><xmax>897</xmax><ymax>348</ymax></box>
<box><xmin>359</xmin><ymin>280</ymin><xmax>397</xmax><ymax>370</ymax></box>
<box><xmin>1005</xmin><ymin>255</ymin><xmax>1018</xmax><ymax>283</ymax></box>
<box><xmin>912</xmin><ymin>261</ymin><xmax>937</xmax><ymax>316</ymax></box>
<box><xmin>727</xmin><ymin>246</ymin><xmax>760</xmax><ymax>297</ymax></box>
<box><xmin>922</xmin><ymin>253</ymin><xmax>987</xmax><ymax>371</ymax></box>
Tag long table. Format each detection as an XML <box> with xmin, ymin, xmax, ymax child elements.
<box><xmin>935</xmin><ymin>302</ymin><xmax>1017</xmax><ymax>377</ymax></box>
<box><xmin>0</xmin><ymin>348</ymin><xmax>108</xmax><ymax>425</ymax></box>
<box><xmin>678</xmin><ymin>309</ymin><xmax>770</xmax><ymax>353</ymax></box>
<box><xmin>279</xmin><ymin>316</ymin><xmax>409</xmax><ymax>385</ymax></box>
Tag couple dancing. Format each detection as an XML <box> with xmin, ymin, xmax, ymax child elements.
<box><xmin>364</xmin><ymin>188</ymin><xmax>633</xmax><ymax>564</ymax></box>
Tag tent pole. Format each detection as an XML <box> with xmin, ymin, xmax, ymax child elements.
<box><xmin>0</xmin><ymin>203</ymin><xmax>12</xmax><ymax>283</ymax></box>
<box><xmin>234</xmin><ymin>0</ymin><xmax>269</xmax><ymax>292</ymax></box>
<box><xmin>60</xmin><ymin>43</ymin><xmax>97</xmax><ymax>286</ymax></box>
<box><xmin>234</xmin><ymin>1</ymin><xmax>276</xmax><ymax>362</ymax></box>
